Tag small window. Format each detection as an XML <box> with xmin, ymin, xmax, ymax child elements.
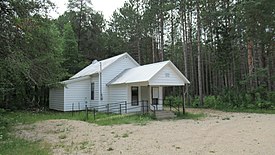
<box><xmin>131</xmin><ymin>86</ymin><xmax>139</xmax><ymax>106</ymax></box>
<box><xmin>91</xmin><ymin>83</ymin><xmax>94</xmax><ymax>100</ymax></box>
<box><xmin>165</xmin><ymin>73</ymin><xmax>170</xmax><ymax>77</ymax></box>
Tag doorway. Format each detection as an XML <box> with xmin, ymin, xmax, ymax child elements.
<box><xmin>152</xmin><ymin>87</ymin><xmax>159</xmax><ymax>105</ymax></box>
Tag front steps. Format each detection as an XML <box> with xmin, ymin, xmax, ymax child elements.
<box><xmin>155</xmin><ymin>110</ymin><xmax>176</xmax><ymax>120</ymax></box>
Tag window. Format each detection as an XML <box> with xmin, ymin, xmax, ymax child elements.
<box><xmin>91</xmin><ymin>83</ymin><xmax>94</xmax><ymax>100</ymax></box>
<box><xmin>131</xmin><ymin>86</ymin><xmax>139</xmax><ymax>106</ymax></box>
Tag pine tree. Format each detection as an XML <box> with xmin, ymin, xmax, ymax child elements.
<box><xmin>62</xmin><ymin>22</ymin><xmax>79</xmax><ymax>76</ymax></box>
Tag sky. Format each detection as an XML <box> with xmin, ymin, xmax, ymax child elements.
<box><xmin>50</xmin><ymin>0</ymin><xmax>126</xmax><ymax>20</ymax></box>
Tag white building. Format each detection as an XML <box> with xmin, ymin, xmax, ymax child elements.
<box><xmin>49</xmin><ymin>53</ymin><xmax>190</xmax><ymax>112</ymax></box>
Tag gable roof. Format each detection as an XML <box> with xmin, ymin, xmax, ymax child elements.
<box><xmin>70</xmin><ymin>53</ymin><xmax>139</xmax><ymax>80</ymax></box>
<box><xmin>108</xmin><ymin>61</ymin><xmax>190</xmax><ymax>85</ymax></box>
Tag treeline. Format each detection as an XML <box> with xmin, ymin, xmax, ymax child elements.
<box><xmin>0</xmin><ymin>0</ymin><xmax>274</xmax><ymax>110</ymax></box>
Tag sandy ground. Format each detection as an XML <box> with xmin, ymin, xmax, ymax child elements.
<box><xmin>16</xmin><ymin>108</ymin><xmax>275</xmax><ymax>155</ymax></box>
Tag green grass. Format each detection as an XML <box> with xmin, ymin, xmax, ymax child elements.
<box><xmin>1</xmin><ymin>110</ymin><xmax>153</xmax><ymax>126</ymax></box>
<box><xmin>122</xmin><ymin>133</ymin><xmax>129</xmax><ymax>138</ymax></box>
<box><xmin>0</xmin><ymin>138</ymin><xmax>50</xmax><ymax>155</ymax></box>
<box><xmin>3</xmin><ymin>110</ymin><xmax>84</xmax><ymax>124</ymax></box>
<box><xmin>90</xmin><ymin>113</ymin><xmax>152</xmax><ymax>126</ymax></box>
<box><xmin>0</xmin><ymin>110</ymin><xmax>56</xmax><ymax>155</ymax></box>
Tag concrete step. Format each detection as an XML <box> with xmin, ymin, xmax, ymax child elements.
<box><xmin>155</xmin><ymin>111</ymin><xmax>176</xmax><ymax>120</ymax></box>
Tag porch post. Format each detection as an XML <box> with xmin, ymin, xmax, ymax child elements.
<box><xmin>159</xmin><ymin>86</ymin><xmax>163</xmax><ymax>110</ymax></box>
<box><xmin>148</xmin><ymin>85</ymin><xmax>152</xmax><ymax>105</ymax></box>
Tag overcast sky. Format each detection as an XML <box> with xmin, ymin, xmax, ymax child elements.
<box><xmin>50</xmin><ymin>0</ymin><xmax>126</xmax><ymax>20</ymax></box>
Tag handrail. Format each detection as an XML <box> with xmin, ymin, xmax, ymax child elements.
<box><xmin>89</xmin><ymin>101</ymin><xmax>125</xmax><ymax>109</ymax></box>
<box><xmin>91</xmin><ymin>100</ymin><xmax>150</xmax><ymax>119</ymax></box>
<box><xmin>149</xmin><ymin>104</ymin><xmax>156</xmax><ymax>116</ymax></box>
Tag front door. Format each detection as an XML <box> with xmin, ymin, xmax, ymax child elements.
<box><xmin>152</xmin><ymin>87</ymin><xmax>159</xmax><ymax>105</ymax></box>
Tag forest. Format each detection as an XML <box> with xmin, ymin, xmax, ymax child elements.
<box><xmin>1</xmin><ymin>0</ymin><xmax>275</xmax><ymax>110</ymax></box>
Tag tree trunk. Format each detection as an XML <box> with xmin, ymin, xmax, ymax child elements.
<box><xmin>159</xmin><ymin>1</ymin><xmax>164</xmax><ymax>61</ymax></box>
<box><xmin>180</xmin><ymin>2</ymin><xmax>189</xmax><ymax>105</ymax></box>
<box><xmin>247</xmin><ymin>39</ymin><xmax>253</xmax><ymax>87</ymax></box>
<box><xmin>137</xmin><ymin>38</ymin><xmax>141</xmax><ymax>64</ymax></box>
<box><xmin>152</xmin><ymin>37</ymin><xmax>155</xmax><ymax>63</ymax></box>
<box><xmin>77</xmin><ymin>0</ymin><xmax>83</xmax><ymax>53</ymax></box>
<box><xmin>187</xmin><ymin>1</ymin><xmax>195</xmax><ymax>97</ymax></box>
<box><xmin>197</xmin><ymin>1</ymin><xmax>204</xmax><ymax>106</ymax></box>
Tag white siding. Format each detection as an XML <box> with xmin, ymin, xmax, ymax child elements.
<box><xmin>101</xmin><ymin>55</ymin><xmax>139</xmax><ymax>106</ymax></box>
<box><xmin>49</xmin><ymin>87</ymin><xmax>64</xmax><ymax>111</ymax></box>
<box><xmin>149</xmin><ymin>64</ymin><xmax>185</xmax><ymax>86</ymax></box>
<box><xmin>108</xmin><ymin>85</ymin><xmax>127</xmax><ymax>103</ymax></box>
<box><xmin>64</xmin><ymin>78</ymin><xmax>91</xmax><ymax>111</ymax></box>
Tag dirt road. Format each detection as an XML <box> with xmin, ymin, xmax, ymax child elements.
<box><xmin>16</xmin><ymin>109</ymin><xmax>275</xmax><ymax>155</ymax></box>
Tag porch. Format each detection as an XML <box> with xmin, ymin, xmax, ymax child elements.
<box><xmin>127</xmin><ymin>84</ymin><xmax>164</xmax><ymax>112</ymax></box>
<box><xmin>106</xmin><ymin>60</ymin><xmax>190</xmax><ymax>115</ymax></box>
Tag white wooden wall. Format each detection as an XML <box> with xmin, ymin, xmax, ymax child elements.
<box><xmin>49</xmin><ymin>87</ymin><xmax>64</xmax><ymax>111</ymax></box>
<box><xmin>63</xmin><ymin>78</ymin><xmax>91</xmax><ymax>111</ymax></box>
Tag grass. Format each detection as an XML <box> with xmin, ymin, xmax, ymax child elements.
<box><xmin>0</xmin><ymin>110</ymin><xmax>53</xmax><ymax>155</ymax></box>
<box><xmin>91</xmin><ymin>113</ymin><xmax>152</xmax><ymax>126</ymax></box>
<box><xmin>0</xmin><ymin>138</ymin><xmax>50</xmax><ymax>155</ymax></box>
<box><xmin>122</xmin><ymin>133</ymin><xmax>129</xmax><ymax>138</ymax></box>
<box><xmin>58</xmin><ymin>134</ymin><xmax>67</xmax><ymax>139</ymax></box>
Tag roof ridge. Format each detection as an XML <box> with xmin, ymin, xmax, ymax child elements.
<box><xmin>140</xmin><ymin>60</ymin><xmax>170</xmax><ymax>66</ymax></box>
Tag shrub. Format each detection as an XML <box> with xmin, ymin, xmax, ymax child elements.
<box><xmin>204</xmin><ymin>96</ymin><xmax>221</xmax><ymax>108</ymax></box>
<box><xmin>190</xmin><ymin>96</ymin><xmax>200</xmax><ymax>107</ymax></box>
<box><xmin>164</xmin><ymin>96</ymin><xmax>182</xmax><ymax>106</ymax></box>
<box><xmin>257</xmin><ymin>101</ymin><xmax>273</xmax><ymax>110</ymax></box>
<box><xmin>267</xmin><ymin>92</ymin><xmax>275</xmax><ymax>103</ymax></box>
<box><xmin>241</xmin><ymin>93</ymin><xmax>254</xmax><ymax>108</ymax></box>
